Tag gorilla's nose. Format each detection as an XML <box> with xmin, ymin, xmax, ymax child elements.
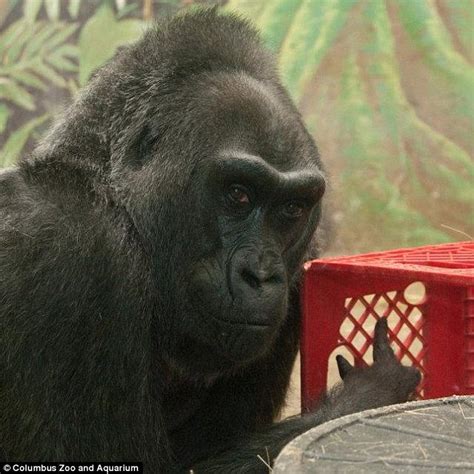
<box><xmin>239</xmin><ymin>263</ymin><xmax>283</xmax><ymax>291</ymax></box>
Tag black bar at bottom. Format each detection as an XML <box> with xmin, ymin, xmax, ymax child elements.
<box><xmin>0</xmin><ymin>463</ymin><xmax>143</xmax><ymax>473</ymax></box>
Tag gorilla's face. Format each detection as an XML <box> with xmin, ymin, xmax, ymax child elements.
<box><xmin>168</xmin><ymin>73</ymin><xmax>326</xmax><ymax>368</ymax></box>
<box><xmin>187</xmin><ymin>150</ymin><xmax>325</xmax><ymax>364</ymax></box>
<box><xmin>120</xmin><ymin>72</ymin><xmax>325</xmax><ymax>372</ymax></box>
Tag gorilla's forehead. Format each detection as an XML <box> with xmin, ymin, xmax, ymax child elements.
<box><xmin>191</xmin><ymin>71</ymin><xmax>318</xmax><ymax>170</ymax></box>
<box><xmin>199</xmin><ymin>72</ymin><xmax>293</xmax><ymax>126</ymax></box>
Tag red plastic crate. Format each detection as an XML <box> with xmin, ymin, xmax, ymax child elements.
<box><xmin>300</xmin><ymin>241</ymin><xmax>474</xmax><ymax>412</ymax></box>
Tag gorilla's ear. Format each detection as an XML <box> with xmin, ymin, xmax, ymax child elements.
<box><xmin>112</xmin><ymin>117</ymin><xmax>156</xmax><ymax>170</ymax></box>
<box><xmin>126</xmin><ymin>125</ymin><xmax>155</xmax><ymax>169</ymax></box>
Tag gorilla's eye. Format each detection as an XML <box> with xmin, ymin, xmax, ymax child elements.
<box><xmin>227</xmin><ymin>185</ymin><xmax>251</xmax><ymax>205</ymax></box>
<box><xmin>281</xmin><ymin>201</ymin><xmax>305</xmax><ymax>219</ymax></box>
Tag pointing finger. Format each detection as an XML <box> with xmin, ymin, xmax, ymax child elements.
<box><xmin>336</xmin><ymin>355</ymin><xmax>354</xmax><ymax>380</ymax></box>
<box><xmin>373</xmin><ymin>318</ymin><xmax>396</xmax><ymax>362</ymax></box>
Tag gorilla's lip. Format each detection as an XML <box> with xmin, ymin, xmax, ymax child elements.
<box><xmin>190</xmin><ymin>294</ymin><xmax>275</xmax><ymax>329</ymax></box>
<box><xmin>209</xmin><ymin>313</ymin><xmax>272</xmax><ymax>329</ymax></box>
<box><xmin>216</xmin><ymin>318</ymin><xmax>271</xmax><ymax>329</ymax></box>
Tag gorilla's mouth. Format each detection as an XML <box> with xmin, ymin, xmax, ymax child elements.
<box><xmin>188</xmin><ymin>260</ymin><xmax>288</xmax><ymax>335</ymax></box>
<box><xmin>193</xmin><ymin>291</ymin><xmax>285</xmax><ymax>331</ymax></box>
<box><xmin>210</xmin><ymin>314</ymin><xmax>271</xmax><ymax>329</ymax></box>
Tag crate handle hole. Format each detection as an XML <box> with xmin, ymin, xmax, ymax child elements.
<box><xmin>403</xmin><ymin>281</ymin><xmax>426</xmax><ymax>305</ymax></box>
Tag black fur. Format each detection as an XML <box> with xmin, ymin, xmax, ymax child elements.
<box><xmin>0</xmin><ymin>10</ymin><xmax>420</xmax><ymax>472</ymax></box>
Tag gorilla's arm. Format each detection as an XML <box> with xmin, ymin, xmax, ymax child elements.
<box><xmin>181</xmin><ymin>319</ymin><xmax>420</xmax><ymax>473</ymax></box>
<box><xmin>0</xmin><ymin>170</ymin><xmax>169</xmax><ymax>467</ymax></box>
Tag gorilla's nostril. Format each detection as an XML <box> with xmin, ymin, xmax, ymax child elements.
<box><xmin>240</xmin><ymin>267</ymin><xmax>283</xmax><ymax>290</ymax></box>
<box><xmin>241</xmin><ymin>268</ymin><xmax>261</xmax><ymax>289</ymax></box>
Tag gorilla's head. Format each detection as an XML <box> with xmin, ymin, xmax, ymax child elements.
<box><xmin>36</xmin><ymin>10</ymin><xmax>325</xmax><ymax>375</ymax></box>
<box><xmin>181</xmin><ymin>72</ymin><xmax>326</xmax><ymax>368</ymax></box>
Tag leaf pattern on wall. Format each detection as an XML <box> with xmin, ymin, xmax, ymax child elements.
<box><xmin>1</xmin><ymin>0</ymin><xmax>472</xmax><ymax>252</ymax></box>
<box><xmin>229</xmin><ymin>0</ymin><xmax>473</xmax><ymax>251</ymax></box>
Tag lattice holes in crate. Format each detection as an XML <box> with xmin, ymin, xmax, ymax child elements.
<box><xmin>337</xmin><ymin>282</ymin><xmax>427</xmax><ymax>395</ymax></box>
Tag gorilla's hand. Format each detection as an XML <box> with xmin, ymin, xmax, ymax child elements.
<box><xmin>334</xmin><ymin>318</ymin><xmax>421</xmax><ymax>410</ymax></box>
<box><xmin>187</xmin><ymin>320</ymin><xmax>421</xmax><ymax>473</ymax></box>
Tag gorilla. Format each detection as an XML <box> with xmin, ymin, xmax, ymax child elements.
<box><xmin>0</xmin><ymin>9</ymin><xmax>420</xmax><ymax>472</ymax></box>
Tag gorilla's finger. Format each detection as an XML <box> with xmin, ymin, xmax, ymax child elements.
<box><xmin>405</xmin><ymin>366</ymin><xmax>422</xmax><ymax>393</ymax></box>
<box><xmin>373</xmin><ymin>318</ymin><xmax>396</xmax><ymax>362</ymax></box>
<box><xmin>336</xmin><ymin>355</ymin><xmax>354</xmax><ymax>380</ymax></box>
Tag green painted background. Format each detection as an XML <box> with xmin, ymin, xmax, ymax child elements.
<box><xmin>0</xmin><ymin>0</ymin><xmax>472</xmax><ymax>253</ymax></box>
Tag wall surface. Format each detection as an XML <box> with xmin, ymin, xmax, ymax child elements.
<box><xmin>1</xmin><ymin>0</ymin><xmax>472</xmax><ymax>253</ymax></box>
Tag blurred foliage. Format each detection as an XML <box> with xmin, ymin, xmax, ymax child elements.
<box><xmin>78</xmin><ymin>3</ymin><xmax>142</xmax><ymax>85</ymax></box>
<box><xmin>227</xmin><ymin>0</ymin><xmax>473</xmax><ymax>251</ymax></box>
<box><xmin>0</xmin><ymin>0</ymin><xmax>472</xmax><ymax>253</ymax></box>
<box><xmin>0</xmin><ymin>20</ymin><xmax>78</xmax><ymax>109</ymax></box>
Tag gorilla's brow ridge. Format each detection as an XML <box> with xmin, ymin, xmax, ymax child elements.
<box><xmin>217</xmin><ymin>150</ymin><xmax>325</xmax><ymax>197</ymax></box>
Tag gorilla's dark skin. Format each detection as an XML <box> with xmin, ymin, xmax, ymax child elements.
<box><xmin>0</xmin><ymin>10</ymin><xmax>420</xmax><ymax>472</ymax></box>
